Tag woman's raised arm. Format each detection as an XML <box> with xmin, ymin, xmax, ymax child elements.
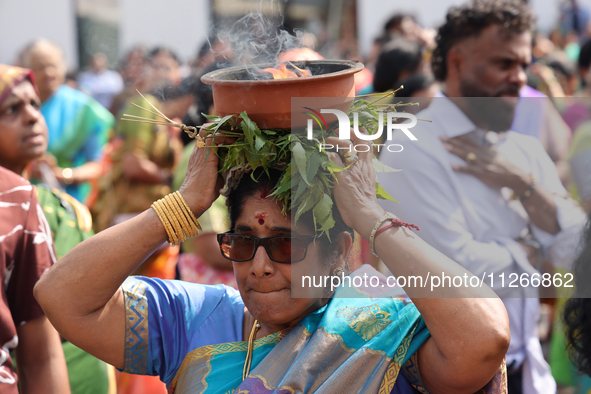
<box><xmin>33</xmin><ymin>133</ymin><xmax>229</xmax><ymax>369</ymax></box>
<box><xmin>328</xmin><ymin>135</ymin><xmax>510</xmax><ymax>394</ymax></box>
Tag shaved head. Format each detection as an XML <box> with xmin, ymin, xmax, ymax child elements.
<box><xmin>20</xmin><ymin>39</ymin><xmax>66</xmax><ymax>102</ymax></box>
<box><xmin>20</xmin><ymin>39</ymin><xmax>64</xmax><ymax>69</ymax></box>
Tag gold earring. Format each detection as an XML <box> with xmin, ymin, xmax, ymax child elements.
<box><xmin>333</xmin><ymin>267</ymin><xmax>344</xmax><ymax>277</ymax></box>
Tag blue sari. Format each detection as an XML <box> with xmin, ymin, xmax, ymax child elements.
<box><xmin>120</xmin><ymin>266</ymin><xmax>506</xmax><ymax>393</ymax></box>
<box><xmin>41</xmin><ymin>85</ymin><xmax>114</xmax><ymax>202</ymax></box>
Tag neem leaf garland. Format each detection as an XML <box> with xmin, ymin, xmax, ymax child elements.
<box><xmin>121</xmin><ymin>93</ymin><xmax>408</xmax><ymax>238</ymax></box>
<box><xmin>197</xmin><ymin>99</ymin><xmax>405</xmax><ymax>239</ymax></box>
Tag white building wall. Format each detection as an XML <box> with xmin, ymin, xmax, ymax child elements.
<box><xmin>119</xmin><ymin>0</ymin><xmax>210</xmax><ymax>62</ymax></box>
<box><xmin>0</xmin><ymin>0</ymin><xmax>77</xmax><ymax>68</ymax></box>
<box><xmin>1</xmin><ymin>0</ymin><xmax>588</xmax><ymax>69</ymax></box>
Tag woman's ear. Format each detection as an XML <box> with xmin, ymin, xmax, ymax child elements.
<box><xmin>335</xmin><ymin>232</ymin><xmax>353</xmax><ymax>270</ymax></box>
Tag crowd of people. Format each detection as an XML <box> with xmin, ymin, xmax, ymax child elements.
<box><xmin>2</xmin><ymin>0</ymin><xmax>591</xmax><ymax>393</ymax></box>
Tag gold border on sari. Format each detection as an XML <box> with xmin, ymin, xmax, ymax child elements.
<box><xmin>169</xmin><ymin>330</ymin><xmax>288</xmax><ymax>393</ymax></box>
<box><xmin>122</xmin><ymin>278</ymin><xmax>149</xmax><ymax>375</ymax></box>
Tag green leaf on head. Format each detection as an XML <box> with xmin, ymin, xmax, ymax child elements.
<box><xmin>201</xmin><ymin>98</ymin><xmax>411</xmax><ymax>238</ymax></box>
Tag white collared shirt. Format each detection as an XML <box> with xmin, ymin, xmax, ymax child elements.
<box><xmin>378</xmin><ymin>93</ymin><xmax>586</xmax><ymax>393</ymax></box>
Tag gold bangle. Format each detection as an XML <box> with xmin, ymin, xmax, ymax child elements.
<box><xmin>172</xmin><ymin>192</ymin><xmax>202</xmax><ymax>233</ymax></box>
<box><xmin>160</xmin><ymin>197</ymin><xmax>186</xmax><ymax>243</ymax></box>
<box><xmin>151</xmin><ymin>192</ymin><xmax>202</xmax><ymax>246</ymax></box>
<box><xmin>168</xmin><ymin>197</ymin><xmax>195</xmax><ymax>239</ymax></box>
<box><xmin>151</xmin><ymin>201</ymin><xmax>179</xmax><ymax>245</ymax></box>
<box><xmin>369</xmin><ymin>212</ymin><xmax>395</xmax><ymax>257</ymax></box>
<box><xmin>171</xmin><ymin>198</ymin><xmax>198</xmax><ymax>238</ymax></box>
<box><xmin>154</xmin><ymin>200</ymin><xmax>180</xmax><ymax>245</ymax></box>
<box><xmin>162</xmin><ymin>196</ymin><xmax>187</xmax><ymax>242</ymax></box>
<box><xmin>174</xmin><ymin>191</ymin><xmax>202</xmax><ymax>231</ymax></box>
<box><xmin>169</xmin><ymin>194</ymin><xmax>198</xmax><ymax>239</ymax></box>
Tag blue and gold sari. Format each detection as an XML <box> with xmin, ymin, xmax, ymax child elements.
<box><xmin>120</xmin><ymin>266</ymin><xmax>506</xmax><ymax>394</ymax></box>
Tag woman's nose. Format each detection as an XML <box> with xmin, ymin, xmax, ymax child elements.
<box><xmin>23</xmin><ymin>103</ymin><xmax>41</xmax><ymax>125</ymax></box>
<box><xmin>251</xmin><ymin>245</ymin><xmax>275</xmax><ymax>277</ymax></box>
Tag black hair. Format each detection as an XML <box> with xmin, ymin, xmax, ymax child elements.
<box><xmin>563</xmin><ymin>213</ymin><xmax>591</xmax><ymax>376</ymax></box>
<box><xmin>115</xmin><ymin>45</ymin><xmax>148</xmax><ymax>76</ymax></box>
<box><xmin>226</xmin><ymin>168</ymin><xmax>354</xmax><ymax>258</ymax></box>
<box><xmin>151</xmin><ymin>75</ymin><xmax>199</xmax><ymax>102</ymax></box>
<box><xmin>548</xmin><ymin>57</ymin><xmax>576</xmax><ymax>79</ymax></box>
<box><xmin>394</xmin><ymin>73</ymin><xmax>436</xmax><ymax>98</ymax></box>
<box><xmin>180</xmin><ymin>61</ymin><xmax>234</xmax><ymax>146</ymax></box>
<box><xmin>384</xmin><ymin>13</ymin><xmax>417</xmax><ymax>32</ymax></box>
<box><xmin>373</xmin><ymin>39</ymin><xmax>423</xmax><ymax>93</ymax></box>
<box><xmin>579</xmin><ymin>39</ymin><xmax>591</xmax><ymax>71</ymax></box>
<box><xmin>431</xmin><ymin>0</ymin><xmax>535</xmax><ymax>82</ymax></box>
<box><xmin>147</xmin><ymin>46</ymin><xmax>181</xmax><ymax>66</ymax></box>
<box><xmin>197</xmin><ymin>40</ymin><xmax>212</xmax><ymax>60</ymax></box>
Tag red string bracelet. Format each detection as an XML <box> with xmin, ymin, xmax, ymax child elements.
<box><xmin>375</xmin><ymin>218</ymin><xmax>420</xmax><ymax>238</ymax></box>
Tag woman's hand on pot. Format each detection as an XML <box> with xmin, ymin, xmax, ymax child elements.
<box><xmin>179</xmin><ymin>126</ymin><xmax>235</xmax><ymax>217</ymax></box>
<box><xmin>326</xmin><ymin>131</ymin><xmax>384</xmax><ymax>239</ymax></box>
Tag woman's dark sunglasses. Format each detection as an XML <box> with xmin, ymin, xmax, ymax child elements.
<box><xmin>217</xmin><ymin>232</ymin><xmax>316</xmax><ymax>264</ymax></box>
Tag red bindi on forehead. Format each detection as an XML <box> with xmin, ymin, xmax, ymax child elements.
<box><xmin>255</xmin><ymin>211</ymin><xmax>269</xmax><ymax>225</ymax></box>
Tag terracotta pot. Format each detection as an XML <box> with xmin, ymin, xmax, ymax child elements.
<box><xmin>201</xmin><ymin>60</ymin><xmax>364</xmax><ymax>130</ymax></box>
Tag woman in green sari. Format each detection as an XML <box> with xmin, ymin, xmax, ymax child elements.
<box><xmin>0</xmin><ymin>63</ymin><xmax>115</xmax><ymax>394</ymax></box>
<box><xmin>35</xmin><ymin>128</ymin><xmax>510</xmax><ymax>393</ymax></box>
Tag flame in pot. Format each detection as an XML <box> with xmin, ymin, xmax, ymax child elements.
<box><xmin>262</xmin><ymin>62</ymin><xmax>311</xmax><ymax>79</ymax></box>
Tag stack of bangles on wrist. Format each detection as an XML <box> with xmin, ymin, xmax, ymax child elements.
<box><xmin>369</xmin><ymin>212</ymin><xmax>420</xmax><ymax>256</ymax></box>
<box><xmin>151</xmin><ymin>191</ymin><xmax>202</xmax><ymax>246</ymax></box>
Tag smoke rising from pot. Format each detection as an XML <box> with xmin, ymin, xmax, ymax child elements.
<box><xmin>214</xmin><ymin>0</ymin><xmax>310</xmax><ymax>77</ymax></box>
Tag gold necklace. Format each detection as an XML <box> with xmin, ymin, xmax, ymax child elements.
<box><xmin>242</xmin><ymin>319</ymin><xmax>260</xmax><ymax>381</ymax></box>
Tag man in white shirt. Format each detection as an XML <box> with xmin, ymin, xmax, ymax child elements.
<box><xmin>378</xmin><ymin>1</ymin><xmax>586</xmax><ymax>393</ymax></box>
<box><xmin>78</xmin><ymin>53</ymin><xmax>123</xmax><ymax>110</ymax></box>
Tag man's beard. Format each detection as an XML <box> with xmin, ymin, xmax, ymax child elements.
<box><xmin>459</xmin><ymin>79</ymin><xmax>519</xmax><ymax>132</ymax></box>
